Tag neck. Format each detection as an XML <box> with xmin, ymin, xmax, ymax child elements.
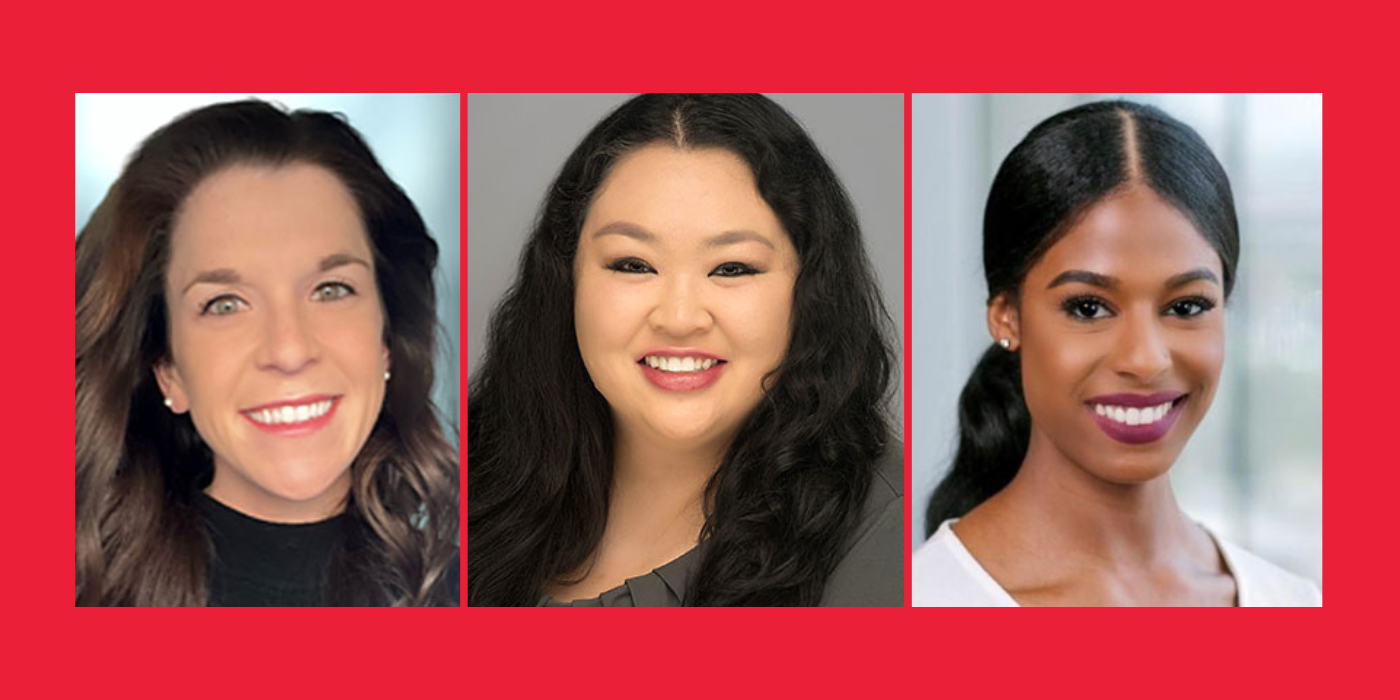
<box><xmin>206</xmin><ymin>457</ymin><xmax>350</xmax><ymax>524</ymax></box>
<box><xmin>613</xmin><ymin>424</ymin><xmax>727</xmax><ymax>502</ymax></box>
<box><xmin>992</xmin><ymin>428</ymin><xmax>1191</xmax><ymax>565</ymax></box>
<box><xmin>606</xmin><ymin>422</ymin><xmax>728</xmax><ymax>551</ymax></box>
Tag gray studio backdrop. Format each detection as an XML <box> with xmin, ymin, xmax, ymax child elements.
<box><xmin>912</xmin><ymin>93</ymin><xmax>1322</xmax><ymax>585</ymax></box>
<box><xmin>467</xmin><ymin>93</ymin><xmax>905</xmax><ymax>435</ymax></box>
<box><xmin>75</xmin><ymin>93</ymin><xmax>462</xmax><ymax>440</ymax></box>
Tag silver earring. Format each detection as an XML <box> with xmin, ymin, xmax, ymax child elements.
<box><xmin>164</xmin><ymin>397</ymin><xmax>174</xmax><ymax>409</ymax></box>
<box><xmin>384</xmin><ymin>370</ymin><xmax>391</xmax><ymax>381</ymax></box>
<box><xmin>999</xmin><ymin>338</ymin><xmax>1011</xmax><ymax>349</ymax></box>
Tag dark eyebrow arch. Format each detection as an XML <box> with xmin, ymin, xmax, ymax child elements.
<box><xmin>591</xmin><ymin>221</ymin><xmax>774</xmax><ymax>250</ymax></box>
<box><xmin>319</xmin><ymin>253</ymin><xmax>372</xmax><ymax>272</ymax></box>
<box><xmin>1164</xmin><ymin>267</ymin><xmax>1220</xmax><ymax>289</ymax></box>
<box><xmin>182</xmin><ymin>269</ymin><xmax>241</xmax><ymax>296</ymax></box>
<box><xmin>1047</xmin><ymin>270</ymin><xmax>1118</xmax><ymax>290</ymax></box>
<box><xmin>705</xmin><ymin>230</ymin><xmax>774</xmax><ymax>250</ymax></box>
<box><xmin>591</xmin><ymin>221</ymin><xmax>656</xmax><ymax>243</ymax></box>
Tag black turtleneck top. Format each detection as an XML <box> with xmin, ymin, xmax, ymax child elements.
<box><xmin>197</xmin><ymin>493</ymin><xmax>346</xmax><ymax>607</ymax></box>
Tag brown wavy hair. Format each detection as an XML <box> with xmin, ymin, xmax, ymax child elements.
<box><xmin>76</xmin><ymin>100</ymin><xmax>459</xmax><ymax>606</ymax></box>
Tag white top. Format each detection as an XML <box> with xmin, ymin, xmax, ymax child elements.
<box><xmin>912</xmin><ymin>519</ymin><xmax>1322</xmax><ymax>607</ymax></box>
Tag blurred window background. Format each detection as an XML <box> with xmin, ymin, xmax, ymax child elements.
<box><xmin>75</xmin><ymin>93</ymin><xmax>461</xmax><ymax>441</ymax></box>
<box><xmin>912</xmin><ymin>93</ymin><xmax>1321</xmax><ymax>584</ymax></box>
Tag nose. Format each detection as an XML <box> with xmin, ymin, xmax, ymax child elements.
<box><xmin>647</xmin><ymin>274</ymin><xmax>713</xmax><ymax>337</ymax></box>
<box><xmin>1112</xmin><ymin>309</ymin><xmax>1172</xmax><ymax>383</ymax></box>
<box><xmin>255</xmin><ymin>300</ymin><xmax>320</xmax><ymax>374</ymax></box>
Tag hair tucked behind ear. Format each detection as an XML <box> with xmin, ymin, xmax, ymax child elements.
<box><xmin>925</xmin><ymin>100</ymin><xmax>1240</xmax><ymax>535</ymax></box>
<box><xmin>469</xmin><ymin>94</ymin><xmax>895</xmax><ymax>606</ymax></box>
<box><xmin>76</xmin><ymin>100</ymin><xmax>458</xmax><ymax>605</ymax></box>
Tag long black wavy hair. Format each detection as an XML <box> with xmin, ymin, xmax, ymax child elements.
<box><xmin>925</xmin><ymin>100</ymin><xmax>1241</xmax><ymax>536</ymax></box>
<box><xmin>77</xmin><ymin>100</ymin><xmax>459</xmax><ymax>605</ymax></box>
<box><xmin>468</xmin><ymin>94</ymin><xmax>895</xmax><ymax>606</ymax></box>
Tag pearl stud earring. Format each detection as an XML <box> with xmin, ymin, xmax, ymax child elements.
<box><xmin>384</xmin><ymin>370</ymin><xmax>392</xmax><ymax>382</ymax></box>
<box><xmin>999</xmin><ymin>338</ymin><xmax>1011</xmax><ymax>349</ymax></box>
<box><xmin>164</xmin><ymin>397</ymin><xmax>174</xmax><ymax>408</ymax></box>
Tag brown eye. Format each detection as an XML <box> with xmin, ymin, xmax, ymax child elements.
<box><xmin>606</xmin><ymin>257</ymin><xmax>656</xmax><ymax>274</ymax></box>
<box><xmin>1168</xmin><ymin>297</ymin><xmax>1216</xmax><ymax>317</ymax></box>
<box><xmin>710</xmin><ymin>262</ymin><xmax>759</xmax><ymax>278</ymax></box>
<box><xmin>1062</xmin><ymin>296</ymin><xmax>1111</xmax><ymax>320</ymax></box>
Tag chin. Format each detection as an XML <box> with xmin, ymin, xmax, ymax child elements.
<box><xmin>252</xmin><ymin>460</ymin><xmax>350</xmax><ymax>502</ymax></box>
<box><xmin>1086</xmin><ymin>456</ymin><xmax>1174</xmax><ymax>485</ymax></box>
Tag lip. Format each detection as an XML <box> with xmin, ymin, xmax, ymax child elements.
<box><xmin>240</xmin><ymin>394</ymin><xmax>341</xmax><ymax>437</ymax></box>
<box><xmin>637</xmin><ymin>348</ymin><xmax>727</xmax><ymax>392</ymax></box>
<box><xmin>1085</xmin><ymin>392</ymin><xmax>1188</xmax><ymax>445</ymax></box>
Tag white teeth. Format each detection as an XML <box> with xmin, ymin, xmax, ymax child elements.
<box><xmin>247</xmin><ymin>399</ymin><xmax>334</xmax><ymax>425</ymax></box>
<box><xmin>1093</xmin><ymin>400</ymin><xmax>1176</xmax><ymax>426</ymax></box>
<box><xmin>643</xmin><ymin>356</ymin><xmax>719</xmax><ymax>373</ymax></box>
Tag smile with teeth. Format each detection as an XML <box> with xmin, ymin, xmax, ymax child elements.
<box><xmin>642</xmin><ymin>356</ymin><xmax>722</xmax><ymax>373</ymax></box>
<box><xmin>245</xmin><ymin>399</ymin><xmax>336</xmax><ymax>426</ymax></box>
<box><xmin>1093</xmin><ymin>400</ymin><xmax>1176</xmax><ymax>426</ymax></box>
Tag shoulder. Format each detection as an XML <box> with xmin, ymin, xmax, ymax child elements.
<box><xmin>911</xmin><ymin>520</ymin><xmax>1016</xmax><ymax>607</ymax></box>
<box><xmin>819</xmin><ymin>442</ymin><xmax>904</xmax><ymax>606</ymax></box>
<box><xmin>1214</xmin><ymin>537</ymin><xmax>1321</xmax><ymax>607</ymax></box>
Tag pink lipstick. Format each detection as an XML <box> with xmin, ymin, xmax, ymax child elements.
<box><xmin>637</xmin><ymin>349</ymin><xmax>726</xmax><ymax>392</ymax></box>
<box><xmin>1085</xmin><ymin>391</ymin><xmax>1187</xmax><ymax>445</ymax></box>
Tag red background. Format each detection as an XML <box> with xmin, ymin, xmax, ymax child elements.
<box><xmin>5</xmin><ymin>1</ymin><xmax>1383</xmax><ymax>696</ymax></box>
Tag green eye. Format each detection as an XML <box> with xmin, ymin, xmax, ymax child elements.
<box><xmin>313</xmin><ymin>281</ymin><xmax>356</xmax><ymax>301</ymax></box>
<box><xmin>201</xmin><ymin>296</ymin><xmax>246</xmax><ymax>316</ymax></box>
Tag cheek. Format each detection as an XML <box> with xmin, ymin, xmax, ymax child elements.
<box><xmin>1175</xmin><ymin>326</ymin><xmax>1226</xmax><ymax>400</ymax></box>
<box><xmin>573</xmin><ymin>276</ymin><xmax>646</xmax><ymax>374</ymax></box>
<box><xmin>1018</xmin><ymin>321</ymin><xmax>1100</xmax><ymax>420</ymax></box>
<box><xmin>168</xmin><ymin>318</ymin><xmax>250</xmax><ymax>400</ymax></box>
<box><xmin>720</xmin><ymin>280</ymin><xmax>793</xmax><ymax>364</ymax></box>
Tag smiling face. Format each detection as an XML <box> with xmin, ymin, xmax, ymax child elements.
<box><xmin>992</xmin><ymin>185</ymin><xmax>1227</xmax><ymax>484</ymax></box>
<box><xmin>155</xmin><ymin>163</ymin><xmax>389</xmax><ymax>522</ymax></box>
<box><xmin>573</xmin><ymin>144</ymin><xmax>799</xmax><ymax>453</ymax></box>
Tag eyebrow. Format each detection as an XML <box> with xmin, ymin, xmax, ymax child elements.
<box><xmin>1046</xmin><ymin>267</ymin><xmax>1221</xmax><ymax>291</ymax></box>
<box><xmin>1047</xmin><ymin>270</ymin><xmax>1118</xmax><ymax>290</ymax></box>
<box><xmin>181</xmin><ymin>253</ymin><xmax>371</xmax><ymax>296</ymax></box>
<box><xmin>591</xmin><ymin>221</ymin><xmax>774</xmax><ymax>250</ymax></box>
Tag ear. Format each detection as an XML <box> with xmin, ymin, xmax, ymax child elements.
<box><xmin>153</xmin><ymin>361</ymin><xmax>190</xmax><ymax>414</ymax></box>
<box><xmin>986</xmin><ymin>292</ymin><xmax>1021</xmax><ymax>352</ymax></box>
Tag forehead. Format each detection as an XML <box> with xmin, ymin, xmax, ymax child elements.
<box><xmin>583</xmin><ymin>144</ymin><xmax>785</xmax><ymax>244</ymax></box>
<box><xmin>169</xmin><ymin>162</ymin><xmax>373</xmax><ymax>275</ymax></box>
<box><xmin>1029</xmin><ymin>185</ymin><xmax>1223</xmax><ymax>287</ymax></box>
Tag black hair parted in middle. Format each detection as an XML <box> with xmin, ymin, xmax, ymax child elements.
<box><xmin>924</xmin><ymin>100</ymin><xmax>1240</xmax><ymax>537</ymax></box>
<box><xmin>467</xmin><ymin>94</ymin><xmax>896</xmax><ymax>606</ymax></box>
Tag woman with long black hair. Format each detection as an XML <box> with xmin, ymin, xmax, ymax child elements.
<box><xmin>468</xmin><ymin>93</ymin><xmax>902</xmax><ymax>606</ymax></box>
<box><xmin>76</xmin><ymin>100</ymin><xmax>459</xmax><ymax>606</ymax></box>
<box><xmin>913</xmin><ymin>100</ymin><xmax>1319</xmax><ymax>606</ymax></box>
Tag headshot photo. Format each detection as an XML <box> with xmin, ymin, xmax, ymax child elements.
<box><xmin>911</xmin><ymin>93</ymin><xmax>1322</xmax><ymax>606</ymax></box>
<box><xmin>467</xmin><ymin>93</ymin><xmax>904</xmax><ymax>606</ymax></box>
<box><xmin>75</xmin><ymin>93</ymin><xmax>461</xmax><ymax>606</ymax></box>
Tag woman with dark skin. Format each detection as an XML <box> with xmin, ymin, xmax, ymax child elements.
<box><xmin>913</xmin><ymin>101</ymin><xmax>1319</xmax><ymax>607</ymax></box>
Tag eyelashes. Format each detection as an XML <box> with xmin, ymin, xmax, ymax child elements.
<box><xmin>197</xmin><ymin>280</ymin><xmax>358</xmax><ymax>317</ymax></box>
<box><xmin>605</xmin><ymin>257</ymin><xmax>762</xmax><ymax>278</ymax></box>
<box><xmin>1060</xmin><ymin>294</ymin><xmax>1219</xmax><ymax>322</ymax></box>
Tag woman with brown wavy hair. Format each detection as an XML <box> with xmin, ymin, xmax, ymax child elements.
<box><xmin>76</xmin><ymin>99</ymin><xmax>459</xmax><ymax>606</ymax></box>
